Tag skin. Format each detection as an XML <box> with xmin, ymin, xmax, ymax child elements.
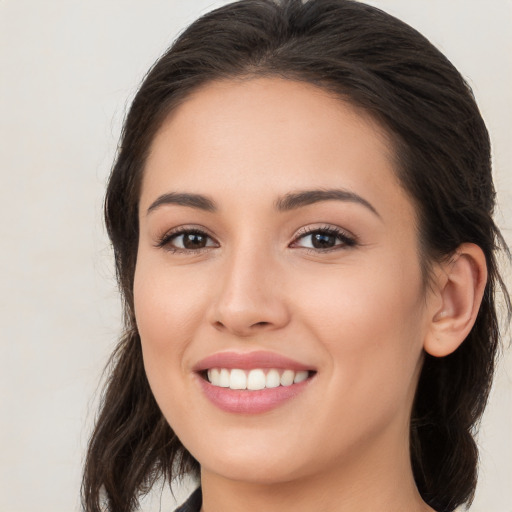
<box><xmin>134</xmin><ymin>77</ymin><xmax>481</xmax><ymax>512</ymax></box>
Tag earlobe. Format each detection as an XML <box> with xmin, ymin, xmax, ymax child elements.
<box><xmin>424</xmin><ymin>243</ymin><xmax>488</xmax><ymax>358</ymax></box>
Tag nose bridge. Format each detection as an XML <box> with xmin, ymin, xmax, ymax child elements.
<box><xmin>211</xmin><ymin>234</ymin><xmax>289</xmax><ymax>336</ymax></box>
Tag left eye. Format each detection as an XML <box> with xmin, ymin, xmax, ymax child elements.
<box><xmin>292</xmin><ymin>229</ymin><xmax>355</xmax><ymax>250</ymax></box>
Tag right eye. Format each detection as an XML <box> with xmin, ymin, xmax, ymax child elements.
<box><xmin>157</xmin><ymin>229</ymin><xmax>218</xmax><ymax>252</ymax></box>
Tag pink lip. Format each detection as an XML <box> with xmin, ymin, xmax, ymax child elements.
<box><xmin>196</xmin><ymin>376</ymin><xmax>312</xmax><ymax>414</ymax></box>
<box><xmin>193</xmin><ymin>351</ymin><xmax>314</xmax><ymax>372</ymax></box>
<box><xmin>193</xmin><ymin>351</ymin><xmax>315</xmax><ymax>414</ymax></box>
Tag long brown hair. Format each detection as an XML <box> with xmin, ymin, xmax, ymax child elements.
<box><xmin>82</xmin><ymin>1</ymin><xmax>510</xmax><ymax>511</ymax></box>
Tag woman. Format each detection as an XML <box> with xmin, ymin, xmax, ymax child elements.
<box><xmin>82</xmin><ymin>1</ymin><xmax>510</xmax><ymax>511</ymax></box>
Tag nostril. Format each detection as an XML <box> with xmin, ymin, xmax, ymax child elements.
<box><xmin>252</xmin><ymin>321</ymin><xmax>270</xmax><ymax>328</ymax></box>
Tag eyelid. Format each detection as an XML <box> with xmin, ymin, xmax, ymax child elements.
<box><xmin>290</xmin><ymin>224</ymin><xmax>357</xmax><ymax>251</ymax></box>
<box><xmin>154</xmin><ymin>223</ymin><xmax>357</xmax><ymax>253</ymax></box>
<box><xmin>155</xmin><ymin>224</ymin><xmax>219</xmax><ymax>252</ymax></box>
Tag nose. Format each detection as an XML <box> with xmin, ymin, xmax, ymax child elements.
<box><xmin>208</xmin><ymin>245</ymin><xmax>290</xmax><ymax>337</ymax></box>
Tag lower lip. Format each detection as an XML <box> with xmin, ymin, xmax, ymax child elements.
<box><xmin>197</xmin><ymin>375</ymin><xmax>312</xmax><ymax>414</ymax></box>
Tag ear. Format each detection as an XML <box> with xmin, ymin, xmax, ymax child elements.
<box><xmin>424</xmin><ymin>243</ymin><xmax>488</xmax><ymax>358</ymax></box>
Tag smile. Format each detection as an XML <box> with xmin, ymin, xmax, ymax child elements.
<box><xmin>206</xmin><ymin>368</ymin><xmax>310</xmax><ymax>390</ymax></box>
<box><xmin>194</xmin><ymin>351</ymin><xmax>316</xmax><ymax>413</ymax></box>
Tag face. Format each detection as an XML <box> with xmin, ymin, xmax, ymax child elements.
<box><xmin>135</xmin><ymin>78</ymin><xmax>434</xmax><ymax>485</ymax></box>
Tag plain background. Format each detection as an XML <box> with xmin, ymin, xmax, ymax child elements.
<box><xmin>0</xmin><ymin>1</ymin><xmax>510</xmax><ymax>511</ymax></box>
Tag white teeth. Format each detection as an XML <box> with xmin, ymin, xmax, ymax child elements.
<box><xmin>206</xmin><ymin>368</ymin><xmax>311</xmax><ymax>390</ymax></box>
<box><xmin>294</xmin><ymin>370</ymin><xmax>308</xmax><ymax>383</ymax></box>
<box><xmin>219</xmin><ymin>368</ymin><xmax>230</xmax><ymax>387</ymax></box>
<box><xmin>229</xmin><ymin>369</ymin><xmax>247</xmax><ymax>390</ymax></box>
<box><xmin>280</xmin><ymin>370</ymin><xmax>295</xmax><ymax>387</ymax></box>
<box><xmin>265</xmin><ymin>369</ymin><xmax>281</xmax><ymax>388</ymax></box>
<box><xmin>247</xmin><ymin>369</ymin><xmax>266</xmax><ymax>390</ymax></box>
<box><xmin>207</xmin><ymin>368</ymin><xmax>218</xmax><ymax>385</ymax></box>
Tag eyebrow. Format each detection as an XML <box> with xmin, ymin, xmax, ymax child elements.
<box><xmin>275</xmin><ymin>189</ymin><xmax>380</xmax><ymax>217</ymax></box>
<box><xmin>146</xmin><ymin>188</ymin><xmax>380</xmax><ymax>218</ymax></box>
<box><xmin>147</xmin><ymin>192</ymin><xmax>217</xmax><ymax>214</ymax></box>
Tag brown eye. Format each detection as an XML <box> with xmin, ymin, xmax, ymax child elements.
<box><xmin>181</xmin><ymin>232</ymin><xmax>208</xmax><ymax>249</ymax></box>
<box><xmin>160</xmin><ymin>229</ymin><xmax>218</xmax><ymax>252</ymax></box>
<box><xmin>292</xmin><ymin>227</ymin><xmax>356</xmax><ymax>251</ymax></box>
<box><xmin>310</xmin><ymin>232</ymin><xmax>338</xmax><ymax>249</ymax></box>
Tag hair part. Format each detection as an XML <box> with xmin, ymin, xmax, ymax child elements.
<box><xmin>82</xmin><ymin>1</ymin><xmax>510</xmax><ymax>511</ymax></box>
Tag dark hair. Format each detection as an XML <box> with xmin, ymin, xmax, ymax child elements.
<box><xmin>82</xmin><ymin>1</ymin><xmax>510</xmax><ymax>511</ymax></box>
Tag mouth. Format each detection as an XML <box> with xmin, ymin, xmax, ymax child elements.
<box><xmin>201</xmin><ymin>368</ymin><xmax>314</xmax><ymax>390</ymax></box>
<box><xmin>193</xmin><ymin>351</ymin><xmax>316</xmax><ymax>413</ymax></box>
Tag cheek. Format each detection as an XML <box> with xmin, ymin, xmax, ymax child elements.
<box><xmin>134</xmin><ymin>259</ymin><xmax>207</xmax><ymax>342</ymax></box>
<box><xmin>294</xmin><ymin>254</ymin><xmax>426</xmax><ymax>402</ymax></box>
<box><xmin>133</xmin><ymin>260</ymin><xmax>207</xmax><ymax>397</ymax></box>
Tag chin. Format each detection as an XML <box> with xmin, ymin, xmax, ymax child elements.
<box><xmin>200</xmin><ymin>452</ymin><xmax>307</xmax><ymax>485</ymax></box>
<box><xmin>184</xmin><ymin>429</ymin><xmax>312</xmax><ymax>484</ymax></box>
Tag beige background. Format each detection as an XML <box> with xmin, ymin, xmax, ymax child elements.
<box><xmin>0</xmin><ymin>1</ymin><xmax>510</xmax><ymax>511</ymax></box>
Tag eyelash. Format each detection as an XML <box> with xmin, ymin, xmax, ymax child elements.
<box><xmin>156</xmin><ymin>225</ymin><xmax>357</xmax><ymax>254</ymax></box>
<box><xmin>155</xmin><ymin>227</ymin><xmax>218</xmax><ymax>254</ymax></box>
<box><xmin>291</xmin><ymin>225</ymin><xmax>357</xmax><ymax>252</ymax></box>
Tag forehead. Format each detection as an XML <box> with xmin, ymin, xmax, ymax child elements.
<box><xmin>141</xmin><ymin>77</ymin><xmax>410</xmax><ymax>222</ymax></box>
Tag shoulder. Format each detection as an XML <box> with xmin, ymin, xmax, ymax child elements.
<box><xmin>173</xmin><ymin>487</ymin><xmax>202</xmax><ymax>512</ymax></box>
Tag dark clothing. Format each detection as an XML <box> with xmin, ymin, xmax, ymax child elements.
<box><xmin>174</xmin><ymin>487</ymin><xmax>202</xmax><ymax>512</ymax></box>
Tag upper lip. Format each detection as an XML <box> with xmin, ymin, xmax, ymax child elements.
<box><xmin>193</xmin><ymin>351</ymin><xmax>315</xmax><ymax>372</ymax></box>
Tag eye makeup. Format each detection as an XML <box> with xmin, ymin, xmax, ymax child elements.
<box><xmin>154</xmin><ymin>222</ymin><xmax>358</xmax><ymax>255</ymax></box>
